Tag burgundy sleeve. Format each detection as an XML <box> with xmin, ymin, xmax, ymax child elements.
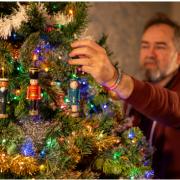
<box><xmin>125</xmin><ymin>78</ymin><xmax>180</xmax><ymax>128</ymax></box>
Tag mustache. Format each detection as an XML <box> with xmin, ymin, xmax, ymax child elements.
<box><xmin>143</xmin><ymin>57</ymin><xmax>158</xmax><ymax>65</ymax></box>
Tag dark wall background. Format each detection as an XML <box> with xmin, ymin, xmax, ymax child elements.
<box><xmin>87</xmin><ymin>2</ymin><xmax>179</xmax><ymax>79</ymax></box>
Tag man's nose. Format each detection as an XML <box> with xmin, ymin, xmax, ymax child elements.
<box><xmin>147</xmin><ymin>46</ymin><xmax>156</xmax><ymax>58</ymax></box>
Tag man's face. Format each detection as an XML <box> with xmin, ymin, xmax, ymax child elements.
<box><xmin>140</xmin><ymin>24</ymin><xmax>180</xmax><ymax>82</ymax></box>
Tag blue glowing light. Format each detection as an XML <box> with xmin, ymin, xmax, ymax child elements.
<box><xmin>144</xmin><ymin>160</ymin><xmax>150</xmax><ymax>166</ymax></box>
<box><xmin>13</xmin><ymin>33</ymin><xmax>17</xmax><ymax>38</ymax></box>
<box><xmin>20</xmin><ymin>138</ymin><xmax>35</xmax><ymax>157</ymax></box>
<box><xmin>128</xmin><ymin>129</ymin><xmax>135</xmax><ymax>139</ymax></box>
<box><xmin>103</xmin><ymin>104</ymin><xmax>107</xmax><ymax>109</ymax></box>
<box><xmin>35</xmin><ymin>47</ymin><xmax>41</xmax><ymax>54</ymax></box>
<box><xmin>40</xmin><ymin>149</ymin><xmax>46</xmax><ymax>158</ymax></box>
<box><xmin>144</xmin><ymin>170</ymin><xmax>154</xmax><ymax>179</ymax></box>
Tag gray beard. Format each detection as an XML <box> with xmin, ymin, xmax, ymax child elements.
<box><xmin>145</xmin><ymin>69</ymin><xmax>164</xmax><ymax>83</ymax></box>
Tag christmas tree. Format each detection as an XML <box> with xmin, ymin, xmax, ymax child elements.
<box><xmin>0</xmin><ymin>2</ymin><xmax>153</xmax><ymax>179</ymax></box>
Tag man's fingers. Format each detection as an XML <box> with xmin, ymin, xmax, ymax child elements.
<box><xmin>69</xmin><ymin>46</ymin><xmax>95</xmax><ymax>58</ymax></box>
<box><xmin>81</xmin><ymin>65</ymin><xmax>93</xmax><ymax>74</ymax></box>
<box><xmin>81</xmin><ymin>66</ymin><xmax>101</xmax><ymax>84</ymax></box>
<box><xmin>68</xmin><ymin>58</ymin><xmax>92</xmax><ymax>66</ymax></box>
<box><xmin>71</xmin><ymin>39</ymin><xmax>105</xmax><ymax>53</ymax></box>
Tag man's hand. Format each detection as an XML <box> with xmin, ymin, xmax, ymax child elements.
<box><xmin>68</xmin><ymin>39</ymin><xmax>134</xmax><ymax>99</ymax></box>
<box><xmin>68</xmin><ymin>40</ymin><xmax>117</xmax><ymax>86</ymax></box>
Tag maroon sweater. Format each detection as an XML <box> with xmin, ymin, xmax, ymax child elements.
<box><xmin>126</xmin><ymin>69</ymin><xmax>180</xmax><ymax>178</ymax></box>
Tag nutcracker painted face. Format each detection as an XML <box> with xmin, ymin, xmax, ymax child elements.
<box><xmin>70</xmin><ymin>80</ymin><xmax>78</xmax><ymax>89</ymax></box>
<box><xmin>30</xmin><ymin>79</ymin><xmax>38</xmax><ymax>85</ymax></box>
<box><xmin>0</xmin><ymin>79</ymin><xmax>8</xmax><ymax>91</ymax></box>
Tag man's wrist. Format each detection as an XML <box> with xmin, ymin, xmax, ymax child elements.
<box><xmin>104</xmin><ymin>67</ymin><xmax>123</xmax><ymax>90</ymax></box>
<box><xmin>103</xmin><ymin>68</ymin><xmax>118</xmax><ymax>88</ymax></box>
<box><xmin>113</xmin><ymin>74</ymin><xmax>134</xmax><ymax>100</ymax></box>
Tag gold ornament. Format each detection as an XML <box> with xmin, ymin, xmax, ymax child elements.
<box><xmin>10</xmin><ymin>155</ymin><xmax>39</xmax><ymax>176</ymax></box>
<box><xmin>39</xmin><ymin>164</ymin><xmax>46</xmax><ymax>172</ymax></box>
<box><xmin>0</xmin><ymin>151</ymin><xmax>10</xmax><ymax>173</ymax></box>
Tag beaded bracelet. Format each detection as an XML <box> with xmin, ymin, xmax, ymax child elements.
<box><xmin>108</xmin><ymin>67</ymin><xmax>123</xmax><ymax>90</ymax></box>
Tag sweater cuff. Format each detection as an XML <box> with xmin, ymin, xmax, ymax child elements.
<box><xmin>125</xmin><ymin>77</ymin><xmax>149</xmax><ymax>107</ymax></box>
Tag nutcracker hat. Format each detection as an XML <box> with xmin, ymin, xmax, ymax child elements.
<box><xmin>29</xmin><ymin>67</ymin><xmax>39</xmax><ymax>79</ymax></box>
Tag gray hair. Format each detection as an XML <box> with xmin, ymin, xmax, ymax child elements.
<box><xmin>143</xmin><ymin>12</ymin><xmax>180</xmax><ymax>52</ymax></box>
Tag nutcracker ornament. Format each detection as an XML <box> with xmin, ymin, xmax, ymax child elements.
<box><xmin>0</xmin><ymin>78</ymin><xmax>8</xmax><ymax>118</ymax></box>
<box><xmin>26</xmin><ymin>67</ymin><xmax>41</xmax><ymax>116</ymax></box>
<box><xmin>68</xmin><ymin>79</ymin><xmax>80</xmax><ymax>117</ymax></box>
